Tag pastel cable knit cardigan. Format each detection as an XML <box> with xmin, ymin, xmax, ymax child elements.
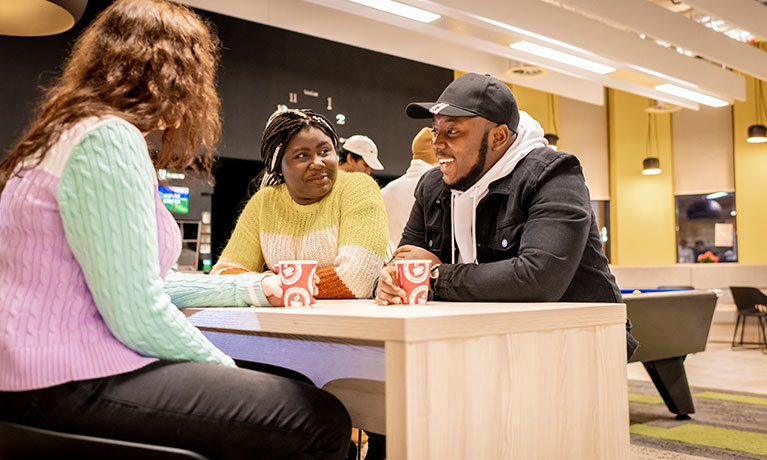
<box><xmin>0</xmin><ymin>117</ymin><xmax>269</xmax><ymax>391</ymax></box>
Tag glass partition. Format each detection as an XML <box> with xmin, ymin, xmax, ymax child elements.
<box><xmin>675</xmin><ymin>192</ymin><xmax>737</xmax><ymax>263</ymax></box>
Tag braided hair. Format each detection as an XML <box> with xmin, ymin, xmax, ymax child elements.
<box><xmin>258</xmin><ymin>108</ymin><xmax>338</xmax><ymax>189</ymax></box>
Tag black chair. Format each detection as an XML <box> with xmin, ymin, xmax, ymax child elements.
<box><xmin>729</xmin><ymin>286</ymin><xmax>767</xmax><ymax>353</ymax></box>
<box><xmin>0</xmin><ymin>420</ymin><xmax>210</xmax><ymax>460</ymax></box>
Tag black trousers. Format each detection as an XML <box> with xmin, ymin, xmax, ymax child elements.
<box><xmin>0</xmin><ymin>360</ymin><xmax>351</xmax><ymax>460</ymax></box>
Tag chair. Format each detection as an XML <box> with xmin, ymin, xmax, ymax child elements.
<box><xmin>0</xmin><ymin>420</ymin><xmax>210</xmax><ymax>460</ymax></box>
<box><xmin>729</xmin><ymin>286</ymin><xmax>767</xmax><ymax>353</ymax></box>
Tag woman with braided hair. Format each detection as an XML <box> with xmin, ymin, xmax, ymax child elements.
<box><xmin>212</xmin><ymin>108</ymin><xmax>388</xmax><ymax>300</ymax></box>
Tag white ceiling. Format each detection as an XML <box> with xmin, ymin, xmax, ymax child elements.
<box><xmin>177</xmin><ymin>0</ymin><xmax>767</xmax><ymax>110</ymax></box>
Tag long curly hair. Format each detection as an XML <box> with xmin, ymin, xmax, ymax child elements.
<box><xmin>0</xmin><ymin>0</ymin><xmax>221</xmax><ymax>191</ymax></box>
<box><xmin>258</xmin><ymin>108</ymin><xmax>338</xmax><ymax>190</ymax></box>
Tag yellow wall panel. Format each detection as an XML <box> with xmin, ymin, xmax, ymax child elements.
<box><xmin>732</xmin><ymin>72</ymin><xmax>767</xmax><ymax>264</ymax></box>
<box><xmin>608</xmin><ymin>89</ymin><xmax>676</xmax><ymax>265</ymax></box>
<box><xmin>507</xmin><ymin>85</ymin><xmax>556</xmax><ymax>135</ymax></box>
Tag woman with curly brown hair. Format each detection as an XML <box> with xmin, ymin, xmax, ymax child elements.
<box><xmin>0</xmin><ymin>1</ymin><xmax>350</xmax><ymax>458</ymax></box>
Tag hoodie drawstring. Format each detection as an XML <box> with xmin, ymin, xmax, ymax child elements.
<box><xmin>471</xmin><ymin>188</ymin><xmax>478</xmax><ymax>264</ymax></box>
<box><xmin>450</xmin><ymin>193</ymin><xmax>456</xmax><ymax>264</ymax></box>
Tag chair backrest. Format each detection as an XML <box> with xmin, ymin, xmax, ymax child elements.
<box><xmin>729</xmin><ymin>287</ymin><xmax>767</xmax><ymax>314</ymax></box>
<box><xmin>0</xmin><ymin>420</ymin><xmax>209</xmax><ymax>460</ymax></box>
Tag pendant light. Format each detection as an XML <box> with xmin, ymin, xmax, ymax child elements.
<box><xmin>0</xmin><ymin>0</ymin><xmax>88</xmax><ymax>37</ymax></box>
<box><xmin>544</xmin><ymin>93</ymin><xmax>559</xmax><ymax>151</ymax></box>
<box><xmin>747</xmin><ymin>77</ymin><xmax>767</xmax><ymax>143</ymax></box>
<box><xmin>642</xmin><ymin>108</ymin><xmax>662</xmax><ymax>176</ymax></box>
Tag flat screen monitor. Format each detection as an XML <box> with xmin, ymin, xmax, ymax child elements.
<box><xmin>159</xmin><ymin>185</ymin><xmax>190</xmax><ymax>214</ymax></box>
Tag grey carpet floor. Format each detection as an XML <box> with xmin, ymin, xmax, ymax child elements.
<box><xmin>629</xmin><ymin>379</ymin><xmax>767</xmax><ymax>459</ymax></box>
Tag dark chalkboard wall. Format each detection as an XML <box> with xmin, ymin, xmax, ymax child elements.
<box><xmin>0</xmin><ymin>3</ymin><xmax>452</xmax><ymax>177</ymax></box>
<box><xmin>211</xmin><ymin>12</ymin><xmax>452</xmax><ymax>176</ymax></box>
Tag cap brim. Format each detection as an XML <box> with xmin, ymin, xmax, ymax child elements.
<box><xmin>406</xmin><ymin>103</ymin><xmax>436</xmax><ymax>119</ymax></box>
<box><xmin>361</xmin><ymin>154</ymin><xmax>384</xmax><ymax>170</ymax></box>
<box><xmin>406</xmin><ymin>102</ymin><xmax>480</xmax><ymax>119</ymax></box>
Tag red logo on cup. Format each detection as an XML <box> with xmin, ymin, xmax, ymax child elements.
<box><xmin>280</xmin><ymin>263</ymin><xmax>301</xmax><ymax>285</ymax></box>
<box><xmin>408</xmin><ymin>284</ymin><xmax>429</xmax><ymax>305</ymax></box>
<box><xmin>395</xmin><ymin>260</ymin><xmax>431</xmax><ymax>305</ymax></box>
<box><xmin>403</xmin><ymin>262</ymin><xmax>429</xmax><ymax>284</ymax></box>
<box><xmin>285</xmin><ymin>287</ymin><xmax>312</xmax><ymax>307</ymax></box>
<box><xmin>277</xmin><ymin>260</ymin><xmax>317</xmax><ymax>307</ymax></box>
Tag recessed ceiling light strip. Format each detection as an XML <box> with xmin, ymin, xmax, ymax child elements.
<box><xmin>509</xmin><ymin>41</ymin><xmax>615</xmax><ymax>75</ymax></box>
<box><xmin>347</xmin><ymin>0</ymin><xmax>440</xmax><ymax>23</ymax></box>
<box><xmin>655</xmin><ymin>83</ymin><xmax>728</xmax><ymax>107</ymax></box>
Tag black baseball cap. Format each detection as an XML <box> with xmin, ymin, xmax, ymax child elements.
<box><xmin>406</xmin><ymin>73</ymin><xmax>519</xmax><ymax>132</ymax></box>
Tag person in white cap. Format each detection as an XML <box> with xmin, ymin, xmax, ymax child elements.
<box><xmin>338</xmin><ymin>134</ymin><xmax>384</xmax><ymax>175</ymax></box>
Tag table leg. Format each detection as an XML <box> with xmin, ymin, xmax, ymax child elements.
<box><xmin>642</xmin><ymin>356</ymin><xmax>694</xmax><ymax>419</ymax></box>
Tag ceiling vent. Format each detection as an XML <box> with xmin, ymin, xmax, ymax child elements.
<box><xmin>505</xmin><ymin>65</ymin><xmax>547</xmax><ymax>79</ymax></box>
<box><xmin>645</xmin><ymin>100</ymin><xmax>683</xmax><ymax>113</ymax></box>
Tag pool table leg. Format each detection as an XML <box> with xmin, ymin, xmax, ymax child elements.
<box><xmin>642</xmin><ymin>356</ymin><xmax>694</xmax><ymax>420</ymax></box>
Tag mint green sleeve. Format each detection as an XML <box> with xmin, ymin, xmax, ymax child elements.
<box><xmin>57</xmin><ymin>120</ymin><xmax>235</xmax><ymax>367</ymax></box>
<box><xmin>164</xmin><ymin>271</ymin><xmax>271</xmax><ymax>307</ymax></box>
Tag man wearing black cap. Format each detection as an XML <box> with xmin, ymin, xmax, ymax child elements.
<box><xmin>375</xmin><ymin>72</ymin><xmax>637</xmax><ymax>359</ymax></box>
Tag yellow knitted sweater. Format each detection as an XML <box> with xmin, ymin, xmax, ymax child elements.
<box><xmin>212</xmin><ymin>171</ymin><xmax>388</xmax><ymax>299</ymax></box>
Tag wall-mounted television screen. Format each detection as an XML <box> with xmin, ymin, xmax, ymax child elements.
<box><xmin>159</xmin><ymin>185</ymin><xmax>189</xmax><ymax>214</ymax></box>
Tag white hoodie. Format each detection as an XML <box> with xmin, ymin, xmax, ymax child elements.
<box><xmin>450</xmin><ymin>111</ymin><xmax>547</xmax><ymax>264</ymax></box>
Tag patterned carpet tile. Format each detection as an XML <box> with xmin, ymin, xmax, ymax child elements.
<box><xmin>629</xmin><ymin>380</ymin><xmax>767</xmax><ymax>459</ymax></box>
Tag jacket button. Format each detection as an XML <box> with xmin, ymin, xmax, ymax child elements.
<box><xmin>501</xmin><ymin>239</ymin><xmax>508</xmax><ymax>248</ymax></box>
<box><xmin>429</xmin><ymin>239</ymin><xmax>433</xmax><ymax>247</ymax></box>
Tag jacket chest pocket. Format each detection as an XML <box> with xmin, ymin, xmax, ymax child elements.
<box><xmin>483</xmin><ymin>221</ymin><xmax>523</xmax><ymax>260</ymax></box>
<box><xmin>425</xmin><ymin>224</ymin><xmax>444</xmax><ymax>258</ymax></box>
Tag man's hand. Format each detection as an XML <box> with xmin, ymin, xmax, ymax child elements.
<box><xmin>376</xmin><ymin>246</ymin><xmax>441</xmax><ymax>305</ymax></box>
<box><xmin>375</xmin><ymin>265</ymin><xmax>406</xmax><ymax>305</ymax></box>
<box><xmin>392</xmin><ymin>245</ymin><xmax>441</xmax><ymax>265</ymax></box>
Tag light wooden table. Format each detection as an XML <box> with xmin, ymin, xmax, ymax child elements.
<box><xmin>186</xmin><ymin>300</ymin><xmax>629</xmax><ymax>460</ymax></box>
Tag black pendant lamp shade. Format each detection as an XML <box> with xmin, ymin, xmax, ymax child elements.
<box><xmin>0</xmin><ymin>0</ymin><xmax>88</xmax><ymax>37</ymax></box>
<box><xmin>746</xmin><ymin>124</ymin><xmax>767</xmax><ymax>143</ymax></box>
<box><xmin>642</xmin><ymin>157</ymin><xmax>661</xmax><ymax>176</ymax></box>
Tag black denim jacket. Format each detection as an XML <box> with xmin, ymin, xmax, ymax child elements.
<box><xmin>398</xmin><ymin>146</ymin><xmax>638</xmax><ymax>358</ymax></box>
